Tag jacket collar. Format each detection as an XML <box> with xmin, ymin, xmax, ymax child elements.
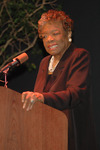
<box><xmin>51</xmin><ymin>43</ymin><xmax>75</xmax><ymax>77</ymax></box>
<box><xmin>40</xmin><ymin>44</ymin><xmax>75</xmax><ymax>88</ymax></box>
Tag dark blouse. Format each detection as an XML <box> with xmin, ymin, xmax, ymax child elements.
<box><xmin>43</xmin><ymin>74</ymin><xmax>52</xmax><ymax>92</ymax></box>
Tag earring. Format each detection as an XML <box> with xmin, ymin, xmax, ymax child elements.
<box><xmin>69</xmin><ymin>38</ymin><xmax>72</xmax><ymax>42</ymax></box>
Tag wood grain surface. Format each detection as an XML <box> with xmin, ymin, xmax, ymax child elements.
<box><xmin>0</xmin><ymin>86</ymin><xmax>68</xmax><ymax>150</ymax></box>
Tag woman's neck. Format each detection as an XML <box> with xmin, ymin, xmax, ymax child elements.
<box><xmin>53</xmin><ymin>42</ymin><xmax>71</xmax><ymax>62</ymax></box>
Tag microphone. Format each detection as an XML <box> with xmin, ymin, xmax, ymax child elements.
<box><xmin>0</xmin><ymin>53</ymin><xmax>29</xmax><ymax>73</ymax></box>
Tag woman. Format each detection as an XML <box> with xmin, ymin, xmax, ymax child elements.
<box><xmin>22</xmin><ymin>10</ymin><xmax>97</xmax><ymax>150</ymax></box>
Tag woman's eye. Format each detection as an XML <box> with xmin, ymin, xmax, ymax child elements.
<box><xmin>53</xmin><ymin>32</ymin><xmax>59</xmax><ymax>35</ymax></box>
<box><xmin>42</xmin><ymin>35</ymin><xmax>47</xmax><ymax>39</ymax></box>
<box><xmin>39</xmin><ymin>34</ymin><xmax>47</xmax><ymax>39</ymax></box>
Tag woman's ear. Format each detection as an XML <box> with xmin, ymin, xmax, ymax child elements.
<box><xmin>68</xmin><ymin>30</ymin><xmax>72</xmax><ymax>39</ymax></box>
<box><xmin>68</xmin><ymin>30</ymin><xmax>72</xmax><ymax>42</ymax></box>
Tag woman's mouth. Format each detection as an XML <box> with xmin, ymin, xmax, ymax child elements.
<box><xmin>48</xmin><ymin>45</ymin><xmax>58</xmax><ymax>50</ymax></box>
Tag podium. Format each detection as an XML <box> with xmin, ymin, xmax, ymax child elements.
<box><xmin>0</xmin><ymin>86</ymin><xmax>68</xmax><ymax>150</ymax></box>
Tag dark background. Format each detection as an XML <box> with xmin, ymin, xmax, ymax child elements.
<box><xmin>3</xmin><ymin>0</ymin><xmax>100</xmax><ymax>149</ymax></box>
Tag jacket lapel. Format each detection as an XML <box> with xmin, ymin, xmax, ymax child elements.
<box><xmin>44</xmin><ymin>44</ymin><xmax>75</xmax><ymax>90</ymax></box>
<box><xmin>34</xmin><ymin>44</ymin><xmax>75</xmax><ymax>92</ymax></box>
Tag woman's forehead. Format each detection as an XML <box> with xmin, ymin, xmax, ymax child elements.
<box><xmin>41</xmin><ymin>21</ymin><xmax>64</xmax><ymax>33</ymax></box>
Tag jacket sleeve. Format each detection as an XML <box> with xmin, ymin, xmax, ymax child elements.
<box><xmin>43</xmin><ymin>50</ymin><xmax>91</xmax><ymax>110</ymax></box>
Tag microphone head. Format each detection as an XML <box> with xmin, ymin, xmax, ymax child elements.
<box><xmin>13</xmin><ymin>53</ymin><xmax>29</xmax><ymax>64</ymax></box>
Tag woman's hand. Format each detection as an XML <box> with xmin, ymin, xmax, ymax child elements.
<box><xmin>22</xmin><ymin>91</ymin><xmax>44</xmax><ymax>111</ymax></box>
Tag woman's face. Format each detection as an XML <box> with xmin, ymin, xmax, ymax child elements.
<box><xmin>40</xmin><ymin>21</ymin><xmax>71</xmax><ymax>59</ymax></box>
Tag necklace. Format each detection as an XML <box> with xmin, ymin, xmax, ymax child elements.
<box><xmin>48</xmin><ymin>56</ymin><xmax>59</xmax><ymax>73</ymax></box>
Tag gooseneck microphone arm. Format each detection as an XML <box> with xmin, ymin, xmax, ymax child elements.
<box><xmin>0</xmin><ymin>60</ymin><xmax>20</xmax><ymax>74</ymax></box>
<box><xmin>0</xmin><ymin>52</ymin><xmax>29</xmax><ymax>88</ymax></box>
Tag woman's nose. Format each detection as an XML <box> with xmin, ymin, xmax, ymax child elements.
<box><xmin>47</xmin><ymin>35</ymin><xmax>54</xmax><ymax>42</ymax></box>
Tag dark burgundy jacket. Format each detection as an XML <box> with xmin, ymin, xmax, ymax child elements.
<box><xmin>34</xmin><ymin>44</ymin><xmax>97</xmax><ymax>150</ymax></box>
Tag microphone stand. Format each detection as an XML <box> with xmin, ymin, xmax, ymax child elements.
<box><xmin>0</xmin><ymin>68</ymin><xmax>9</xmax><ymax>88</ymax></box>
<box><xmin>0</xmin><ymin>62</ymin><xmax>13</xmax><ymax>88</ymax></box>
<box><xmin>3</xmin><ymin>68</ymin><xmax>9</xmax><ymax>88</ymax></box>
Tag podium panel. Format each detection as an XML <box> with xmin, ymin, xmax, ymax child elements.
<box><xmin>0</xmin><ymin>86</ymin><xmax>68</xmax><ymax>150</ymax></box>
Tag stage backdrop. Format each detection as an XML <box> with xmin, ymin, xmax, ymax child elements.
<box><xmin>3</xmin><ymin>0</ymin><xmax>100</xmax><ymax>149</ymax></box>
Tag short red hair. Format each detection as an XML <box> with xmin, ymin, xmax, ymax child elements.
<box><xmin>38</xmin><ymin>9</ymin><xmax>73</xmax><ymax>34</ymax></box>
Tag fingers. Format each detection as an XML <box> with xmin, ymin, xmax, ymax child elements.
<box><xmin>22</xmin><ymin>98</ymin><xmax>28</xmax><ymax>109</ymax></box>
<box><xmin>26</xmin><ymin>99</ymin><xmax>35</xmax><ymax>111</ymax></box>
<box><xmin>22</xmin><ymin>92</ymin><xmax>26</xmax><ymax>102</ymax></box>
<box><xmin>22</xmin><ymin>91</ymin><xmax>35</xmax><ymax>111</ymax></box>
<box><xmin>21</xmin><ymin>91</ymin><xmax>44</xmax><ymax>111</ymax></box>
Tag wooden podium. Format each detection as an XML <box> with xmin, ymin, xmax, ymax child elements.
<box><xmin>0</xmin><ymin>86</ymin><xmax>68</xmax><ymax>150</ymax></box>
